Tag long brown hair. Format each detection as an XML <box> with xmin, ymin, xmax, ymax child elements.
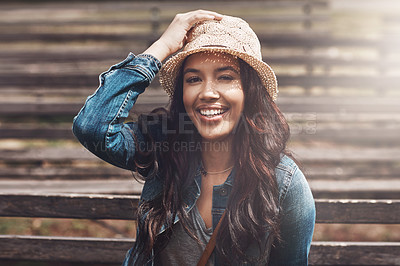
<box><xmin>129</xmin><ymin>56</ymin><xmax>290</xmax><ymax>265</ymax></box>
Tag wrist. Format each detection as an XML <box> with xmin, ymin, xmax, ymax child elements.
<box><xmin>142</xmin><ymin>40</ymin><xmax>172</xmax><ymax>63</ymax></box>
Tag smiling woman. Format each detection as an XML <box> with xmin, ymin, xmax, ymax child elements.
<box><xmin>182</xmin><ymin>52</ymin><xmax>244</xmax><ymax>144</ymax></box>
<box><xmin>72</xmin><ymin>10</ymin><xmax>315</xmax><ymax>266</ymax></box>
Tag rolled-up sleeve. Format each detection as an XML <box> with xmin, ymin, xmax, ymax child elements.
<box><xmin>72</xmin><ymin>53</ymin><xmax>162</xmax><ymax>170</ymax></box>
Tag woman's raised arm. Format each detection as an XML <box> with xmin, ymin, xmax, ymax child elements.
<box><xmin>72</xmin><ymin>10</ymin><xmax>222</xmax><ymax>171</ymax></box>
<box><xmin>72</xmin><ymin>53</ymin><xmax>162</xmax><ymax>170</ymax></box>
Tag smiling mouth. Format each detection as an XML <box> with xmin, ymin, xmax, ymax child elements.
<box><xmin>198</xmin><ymin>108</ymin><xmax>228</xmax><ymax>118</ymax></box>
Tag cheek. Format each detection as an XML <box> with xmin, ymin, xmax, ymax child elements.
<box><xmin>182</xmin><ymin>87</ymin><xmax>195</xmax><ymax>114</ymax></box>
<box><xmin>225</xmin><ymin>82</ymin><xmax>244</xmax><ymax>110</ymax></box>
<box><xmin>237</xmin><ymin>86</ymin><xmax>245</xmax><ymax>111</ymax></box>
<box><xmin>231</xmin><ymin>91</ymin><xmax>245</xmax><ymax>115</ymax></box>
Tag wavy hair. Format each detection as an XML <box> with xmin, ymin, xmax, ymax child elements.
<box><xmin>129</xmin><ymin>56</ymin><xmax>290</xmax><ymax>265</ymax></box>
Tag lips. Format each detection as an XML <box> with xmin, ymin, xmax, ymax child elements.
<box><xmin>197</xmin><ymin>106</ymin><xmax>228</xmax><ymax>118</ymax></box>
<box><xmin>199</xmin><ymin>109</ymin><xmax>227</xmax><ymax>117</ymax></box>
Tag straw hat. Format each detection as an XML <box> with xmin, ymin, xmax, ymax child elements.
<box><xmin>159</xmin><ymin>15</ymin><xmax>278</xmax><ymax>101</ymax></box>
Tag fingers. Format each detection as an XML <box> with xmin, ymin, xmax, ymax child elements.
<box><xmin>143</xmin><ymin>10</ymin><xmax>224</xmax><ymax>62</ymax></box>
<box><xmin>187</xmin><ymin>9</ymin><xmax>223</xmax><ymax>20</ymax></box>
<box><xmin>175</xmin><ymin>10</ymin><xmax>223</xmax><ymax>29</ymax></box>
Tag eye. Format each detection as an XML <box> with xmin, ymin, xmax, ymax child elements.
<box><xmin>218</xmin><ymin>75</ymin><xmax>234</xmax><ymax>81</ymax></box>
<box><xmin>185</xmin><ymin>76</ymin><xmax>202</xmax><ymax>84</ymax></box>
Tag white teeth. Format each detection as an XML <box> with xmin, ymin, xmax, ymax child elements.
<box><xmin>199</xmin><ymin>109</ymin><xmax>225</xmax><ymax>117</ymax></box>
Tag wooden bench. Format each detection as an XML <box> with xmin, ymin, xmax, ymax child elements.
<box><xmin>1</xmin><ymin>0</ymin><xmax>399</xmax><ymax>265</ymax></box>
<box><xmin>0</xmin><ymin>193</ymin><xmax>399</xmax><ymax>265</ymax></box>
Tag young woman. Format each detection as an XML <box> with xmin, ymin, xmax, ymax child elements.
<box><xmin>73</xmin><ymin>10</ymin><xmax>315</xmax><ymax>266</ymax></box>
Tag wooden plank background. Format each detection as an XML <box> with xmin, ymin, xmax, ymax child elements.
<box><xmin>0</xmin><ymin>235</ymin><xmax>399</xmax><ymax>265</ymax></box>
<box><xmin>1</xmin><ymin>193</ymin><xmax>399</xmax><ymax>223</ymax></box>
<box><xmin>0</xmin><ymin>0</ymin><xmax>399</xmax><ymax>265</ymax></box>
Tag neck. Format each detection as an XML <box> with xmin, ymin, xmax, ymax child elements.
<box><xmin>200</xmin><ymin>138</ymin><xmax>234</xmax><ymax>182</ymax></box>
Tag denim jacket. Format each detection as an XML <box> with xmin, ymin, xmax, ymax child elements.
<box><xmin>72</xmin><ymin>53</ymin><xmax>316</xmax><ymax>265</ymax></box>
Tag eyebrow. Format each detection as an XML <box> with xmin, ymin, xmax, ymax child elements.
<box><xmin>183</xmin><ymin>68</ymin><xmax>200</xmax><ymax>75</ymax></box>
<box><xmin>216</xmin><ymin>66</ymin><xmax>239</xmax><ymax>74</ymax></box>
<box><xmin>183</xmin><ymin>66</ymin><xmax>239</xmax><ymax>75</ymax></box>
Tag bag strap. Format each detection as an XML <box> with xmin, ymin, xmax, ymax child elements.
<box><xmin>197</xmin><ymin>210</ymin><xmax>227</xmax><ymax>266</ymax></box>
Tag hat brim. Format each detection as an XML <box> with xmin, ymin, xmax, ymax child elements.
<box><xmin>159</xmin><ymin>47</ymin><xmax>278</xmax><ymax>101</ymax></box>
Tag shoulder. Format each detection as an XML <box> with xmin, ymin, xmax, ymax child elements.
<box><xmin>270</xmin><ymin>155</ymin><xmax>315</xmax><ymax>265</ymax></box>
<box><xmin>274</xmin><ymin>154</ymin><xmax>300</xmax><ymax>193</ymax></box>
<box><xmin>274</xmin><ymin>154</ymin><xmax>312</xmax><ymax>205</ymax></box>
<box><xmin>275</xmin><ymin>154</ymin><xmax>299</xmax><ymax>176</ymax></box>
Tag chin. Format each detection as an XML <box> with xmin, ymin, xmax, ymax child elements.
<box><xmin>198</xmin><ymin>131</ymin><xmax>233</xmax><ymax>143</ymax></box>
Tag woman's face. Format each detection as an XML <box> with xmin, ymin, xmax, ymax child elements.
<box><xmin>182</xmin><ymin>52</ymin><xmax>244</xmax><ymax>142</ymax></box>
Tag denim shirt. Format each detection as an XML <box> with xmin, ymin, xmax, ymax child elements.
<box><xmin>72</xmin><ymin>53</ymin><xmax>316</xmax><ymax>265</ymax></box>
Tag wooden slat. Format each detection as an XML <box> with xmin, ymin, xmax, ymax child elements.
<box><xmin>0</xmin><ymin>73</ymin><xmax>99</xmax><ymax>89</ymax></box>
<box><xmin>0</xmin><ymin>236</ymin><xmax>398</xmax><ymax>265</ymax></box>
<box><xmin>3</xmin><ymin>58</ymin><xmax>399</xmax><ymax>75</ymax></box>
<box><xmin>0</xmin><ymin>15</ymin><xmax>327</xmax><ymax>27</ymax></box>
<box><xmin>305</xmin><ymin>162</ymin><xmax>400</xmax><ymax>180</ymax></box>
<box><xmin>257</xmin><ymin>33</ymin><xmax>400</xmax><ymax>50</ymax></box>
<box><xmin>0</xmin><ymin>179</ymin><xmax>143</xmax><ymax>195</ymax></box>
<box><xmin>310</xmin><ymin>180</ymin><xmax>400</xmax><ymax>199</ymax></box>
<box><xmin>2</xmin><ymin>124</ymin><xmax>399</xmax><ymax>146</ymax></box>
<box><xmin>0</xmin><ymin>127</ymin><xmax>75</xmax><ymax>139</ymax></box>
<box><xmin>0</xmin><ymin>161</ymin><xmax>399</xmax><ymax>180</ymax></box>
<box><xmin>1</xmin><ymin>146</ymin><xmax>399</xmax><ymax>163</ymax></box>
<box><xmin>316</xmin><ymin>199</ymin><xmax>400</xmax><ymax>224</ymax></box>
<box><xmin>292</xmin><ymin>127</ymin><xmax>400</xmax><ymax>146</ymax></box>
<box><xmin>1</xmin><ymin>32</ymin><xmax>397</xmax><ymax>52</ymax></box>
<box><xmin>4</xmin><ymin>51</ymin><xmax>395</xmax><ymax>68</ymax></box>
<box><xmin>0</xmin><ymin>32</ymin><xmax>155</xmax><ymax>43</ymax></box>
<box><xmin>292</xmin><ymin>146</ymin><xmax>400</xmax><ymax>163</ymax></box>
<box><xmin>1</xmin><ymin>193</ymin><xmax>399</xmax><ymax>223</ymax></box>
<box><xmin>277</xmin><ymin>76</ymin><xmax>400</xmax><ymax>89</ymax></box>
<box><xmin>312</xmin><ymin>191</ymin><xmax>400</xmax><ymax>200</ymax></box>
<box><xmin>309</xmin><ymin>241</ymin><xmax>400</xmax><ymax>266</ymax></box>
<box><xmin>1</xmin><ymin>32</ymin><xmax>396</xmax><ymax>47</ymax></box>
<box><xmin>0</xmin><ymin>235</ymin><xmax>133</xmax><ymax>264</ymax></box>
<box><xmin>0</xmin><ymin>101</ymin><xmax>167</xmax><ymax>117</ymax></box>
<box><xmin>0</xmin><ymin>0</ymin><xmax>328</xmax><ymax>12</ymax></box>
<box><xmin>0</xmin><ymin>166</ymin><xmax>132</xmax><ymax>180</ymax></box>
<box><xmin>0</xmin><ymin>179</ymin><xmax>399</xmax><ymax>199</ymax></box>
<box><xmin>0</xmin><ymin>51</ymin><xmax>125</xmax><ymax>63</ymax></box>
<box><xmin>0</xmin><ymin>193</ymin><xmax>139</xmax><ymax>220</ymax></box>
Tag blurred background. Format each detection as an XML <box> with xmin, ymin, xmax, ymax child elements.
<box><xmin>0</xmin><ymin>0</ymin><xmax>399</xmax><ymax>265</ymax></box>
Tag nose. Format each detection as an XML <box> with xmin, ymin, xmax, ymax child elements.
<box><xmin>198</xmin><ymin>81</ymin><xmax>219</xmax><ymax>101</ymax></box>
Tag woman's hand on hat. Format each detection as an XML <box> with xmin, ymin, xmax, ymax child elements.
<box><xmin>143</xmin><ymin>10</ymin><xmax>223</xmax><ymax>62</ymax></box>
